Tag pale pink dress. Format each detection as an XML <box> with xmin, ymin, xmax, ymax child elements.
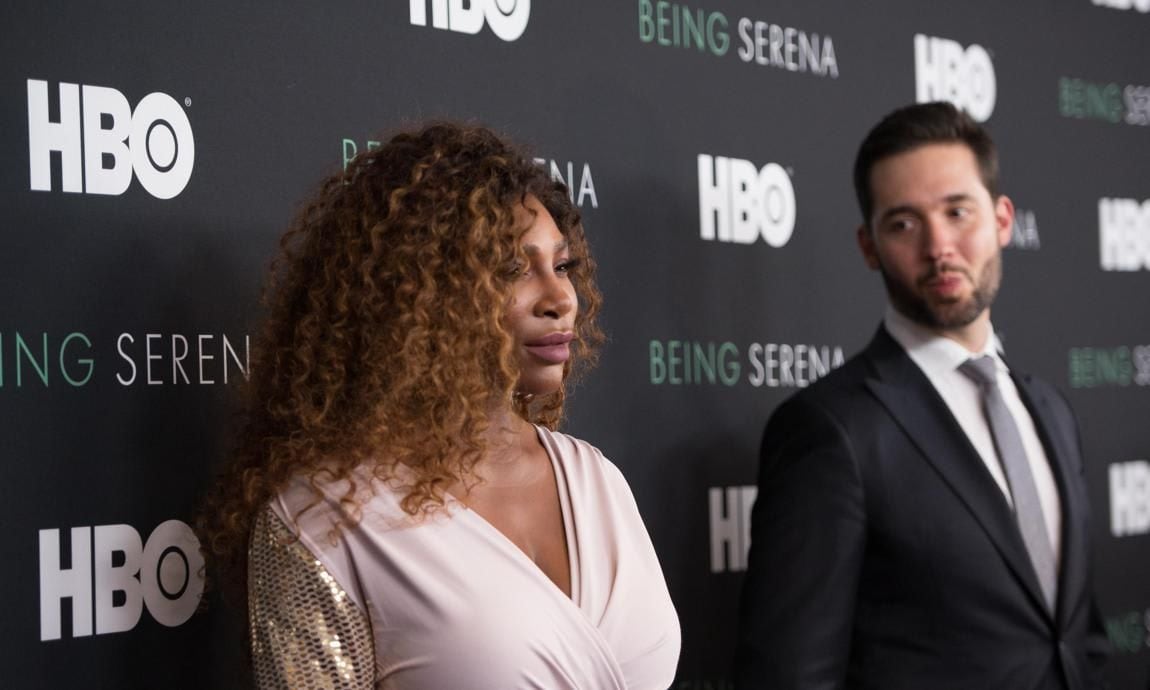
<box><xmin>248</xmin><ymin>426</ymin><xmax>681</xmax><ymax>689</ymax></box>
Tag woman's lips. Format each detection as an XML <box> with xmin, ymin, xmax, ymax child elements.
<box><xmin>525</xmin><ymin>343</ymin><xmax>571</xmax><ymax>363</ymax></box>
<box><xmin>524</xmin><ymin>333</ymin><xmax>574</xmax><ymax>363</ymax></box>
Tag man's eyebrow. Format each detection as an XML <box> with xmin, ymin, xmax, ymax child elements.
<box><xmin>876</xmin><ymin>194</ymin><xmax>977</xmax><ymax>223</ymax></box>
<box><xmin>877</xmin><ymin>205</ymin><xmax>916</xmax><ymax>223</ymax></box>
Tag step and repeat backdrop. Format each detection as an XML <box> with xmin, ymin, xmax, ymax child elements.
<box><xmin>2</xmin><ymin>1</ymin><xmax>1149</xmax><ymax>687</ymax></box>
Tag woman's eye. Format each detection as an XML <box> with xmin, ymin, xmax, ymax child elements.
<box><xmin>555</xmin><ymin>258</ymin><xmax>582</xmax><ymax>274</ymax></box>
<box><xmin>502</xmin><ymin>261</ymin><xmax>527</xmax><ymax>278</ymax></box>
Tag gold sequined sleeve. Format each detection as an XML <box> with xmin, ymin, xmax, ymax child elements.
<box><xmin>248</xmin><ymin>505</ymin><xmax>378</xmax><ymax>689</ymax></box>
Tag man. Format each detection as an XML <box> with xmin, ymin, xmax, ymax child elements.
<box><xmin>734</xmin><ymin>102</ymin><xmax>1110</xmax><ymax>689</ymax></box>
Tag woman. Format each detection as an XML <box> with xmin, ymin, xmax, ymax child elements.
<box><xmin>200</xmin><ymin>123</ymin><xmax>681</xmax><ymax>688</ymax></box>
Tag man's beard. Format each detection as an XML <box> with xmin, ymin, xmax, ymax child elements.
<box><xmin>881</xmin><ymin>252</ymin><xmax>1002</xmax><ymax>331</ymax></box>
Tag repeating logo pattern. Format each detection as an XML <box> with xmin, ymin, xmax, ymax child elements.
<box><xmin>1092</xmin><ymin>0</ymin><xmax>1150</xmax><ymax>12</ymax></box>
<box><xmin>27</xmin><ymin>80</ymin><xmax>194</xmax><ymax>199</ymax></box>
<box><xmin>1111</xmin><ymin>460</ymin><xmax>1150</xmax><ymax>537</ymax></box>
<box><xmin>8</xmin><ymin>4</ymin><xmax>1150</xmax><ymax>688</ymax></box>
<box><xmin>1099</xmin><ymin>198</ymin><xmax>1150</xmax><ymax>271</ymax></box>
<box><xmin>410</xmin><ymin>0</ymin><xmax>530</xmax><ymax>41</ymax></box>
<box><xmin>40</xmin><ymin>520</ymin><xmax>204</xmax><ymax>640</ymax></box>
<box><xmin>1069</xmin><ymin>345</ymin><xmax>1150</xmax><ymax>388</ymax></box>
<box><xmin>914</xmin><ymin>35</ymin><xmax>996</xmax><ymax>122</ymax></box>
<box><xmin>698</xmin><ymin>154</ymin><xmax>795</xmax><ymax>247</ymax></box>
<box><xmin>1060</xmin><ymin>77</ymin><xmax>1150</xmax><ymax>127</ymax></box>
<box><xmin>709</xmin><ymin>485</ymin><xmax>756</xmax><ymax>573</ymax></box>
<box><xmin>638</xmin><ymin>2</ymin><xmax>839</xmax><ymax>78</ymax></box>
<box><xmin>0</xmin><ymin>332</ymin><xmax>250</xmax><ymax>389</ymax></box>
<box><xmin>649</xmin><ymin>340</ymin><xmax>845</xmax><ymax>389</ymax></box>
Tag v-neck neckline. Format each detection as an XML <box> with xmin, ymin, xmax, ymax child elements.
<box><xmin>448</xmin><ymin>425</ymin><xmax>582</xmax><ymax>606</ymax></box>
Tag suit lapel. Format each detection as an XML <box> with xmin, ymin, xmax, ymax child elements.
<box><xmin>1012</xmin><ymin>372</ymin><xmax>1086</xmax><ymax>627</ymax></box>
<box><xmin>860</xmin><ymin>329</ymin><xmax>1053</xmax><ymax>619</ymax></box>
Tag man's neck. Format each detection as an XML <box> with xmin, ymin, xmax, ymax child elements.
<box><xmin>936</xmin><ymin>316</ymin><xmax>990</xmax><ymax>354</ymax></box>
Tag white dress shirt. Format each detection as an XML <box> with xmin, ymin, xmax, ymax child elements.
<box><xmin>883</xmin><ymin>306</ymin><xmax>1063</xmax><ymax>566</ymax></box>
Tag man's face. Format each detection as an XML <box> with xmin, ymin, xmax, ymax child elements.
<box><xmin>857</xmin><ymin>142</ymin><xmax>1014</xmax><ymax>335</ymax></box>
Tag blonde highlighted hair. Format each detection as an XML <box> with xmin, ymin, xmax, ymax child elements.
<box><xmin>198</xmin><ymin>123</ymin><xmax>604</xmax><ymax>594</ymax></box>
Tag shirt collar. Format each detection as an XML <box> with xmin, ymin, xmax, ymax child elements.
<box><xmin>883</xmin><ymin>305</ymin><xmax>1007</xmax><ymax>378</ymax></box>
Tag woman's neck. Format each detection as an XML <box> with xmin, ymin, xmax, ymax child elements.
<box><xmin>469</xmin><ymin>405</ymin><xmax>544</xmax><ymax>487</ymax></box>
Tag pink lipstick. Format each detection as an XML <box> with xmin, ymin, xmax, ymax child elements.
<box><xmin>525</xmin><ymin>332</ymin><xmax>574</xmax><ymax>364</ymax></box>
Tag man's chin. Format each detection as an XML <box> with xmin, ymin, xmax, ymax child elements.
<box><xmin>924</xmin><ymin>301</ymin><xmax>984</xmax><ymax>331</ymax></box>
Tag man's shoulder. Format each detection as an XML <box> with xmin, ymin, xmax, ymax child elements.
<box><xmin>770</xmin><ymin>328</ymin><xmax>920</xmax><ymax>429</ymax></box>
<box><xmin>789</xmin><ymin>344</ymin><xmax>879</xmax><ymax>406</ymax></box>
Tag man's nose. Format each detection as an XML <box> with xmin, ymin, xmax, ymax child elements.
<box><xmin>921</xmin><ymin>216</ymin><xmax>954</xmax><ymax>261</ymax></box>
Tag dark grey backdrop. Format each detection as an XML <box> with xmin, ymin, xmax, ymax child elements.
<box><xmin>3</xmin><ymin>1</ymin><xmax>1148</xmax><ymax>687</ymax></box>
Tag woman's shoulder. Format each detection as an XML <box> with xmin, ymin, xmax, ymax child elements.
<box><xmin>535</xmin><ymin>425</ymin><xmax>631</xmax><ymax>494</ymax></box>
<box><xmin>257</xmin><ymin>463</ymin><xmax>420</xmax><ymax>608</ymax></box>
<box><xmin>268</xmin><ymin>463</ymin><xmax>409</xmax><ymax>543</ymax></box>
<box><xmin>536</xmin><ymin>424</ymin><xmax>607</xmax><ymax>464</ymax></box>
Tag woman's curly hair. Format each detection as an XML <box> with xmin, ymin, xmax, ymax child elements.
<box><xmin>198</xmin><ymin>122</ymin><xmax>604</xmax><ymax>594</ymax></box>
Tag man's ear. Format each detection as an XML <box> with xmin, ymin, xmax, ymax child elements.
<box><xmin>857</xmin><ymin>224</ymin><xmax>881</xmax><ymax>270</ymax></box>
<box><xmin>994</xmin><ymin>194</ymin><xmax>1015</xmax><ymax>248</ymax></box>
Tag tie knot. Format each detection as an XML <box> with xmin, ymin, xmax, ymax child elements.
<box><xmin>959</xmin><ymin>355</ymin><xmax>999</xmax><ymax>388</ymax></box>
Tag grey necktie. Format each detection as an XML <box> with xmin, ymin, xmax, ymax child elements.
<box><xmin>958</xmin><ymin>355</ymin><xmax>1058</xmax><ymax>611</ymax></box>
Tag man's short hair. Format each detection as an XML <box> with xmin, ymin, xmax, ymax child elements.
<box><xmin>853</xmin><ymin>102</ymin><xmax>999</xmax><ymax>227</ymax></box>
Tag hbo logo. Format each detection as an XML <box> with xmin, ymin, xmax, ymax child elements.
<box><xmin>1093</xmin><ymin>0</ymin><xmax>1150</xmax><ymax>11</ymax></box>
<box><xmin>698</xmin><ymin>154</ymin><xmax>796</xmax><ymax>247</ymax></box>
<box><xmin>1099</xmin><ymin>198</ymin><xmax>1150</xmax><ymax>271</ymax></box>
<box><xmin>1111</xmin><ymin>460</ymin><xmax>1150</xmax><ymax>537</ymax></box>
<box><xmin>914</xmin><ymin>35</ymin><xmax>997</xmax><ymax>122</ymax></box>
<box><xmin>410</xmin><ymin>0</ymin><xmax>530</xmax><ymax>41</ymax></box>
<box><xmin>27</xmin><ymin>79</ymin><xmax>194</xmax><ymax>199</ymax></box>
<box><xmin>39</xmin><ymin>520</ymin><xmax>204</xmax><ymax>640</ymax></box>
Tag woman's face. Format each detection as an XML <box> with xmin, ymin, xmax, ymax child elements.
<box><xmin>504</xmin><ymin>196</ymin><xmax>579</xmax><ymax>397</ymax></box>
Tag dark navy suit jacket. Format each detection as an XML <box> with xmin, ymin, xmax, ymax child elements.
<box><xmin>735</xmin><ymin>327</ymin><xmax>1110</xmax><ymax>689</ymax></box>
